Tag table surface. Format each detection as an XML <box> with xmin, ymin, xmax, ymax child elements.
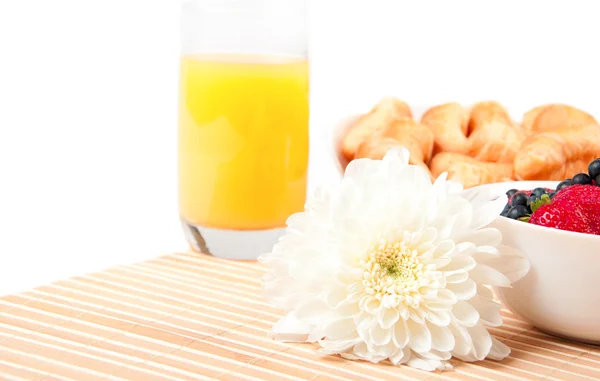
<box><xmin>0</xmin><ymin>251</ymin><xmax>598</xmax><ymax>381</ymax></box>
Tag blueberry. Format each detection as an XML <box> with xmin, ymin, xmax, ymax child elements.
<box><xmin>527</xmin><ymin>194</ymin><xmax>538</xmax><ymax>208</ymax></box>
<box><xmin>506</xmin><ymin>189</ymin><xmax>518</xmax><ymax>198</ymax></box>
<box><xmin>557</xmin><ymin>179</ymin><xmax>572</xmax><ymax>191</ymax></box>
<box><xmin>532</xmin><ymin>187</ymin><xmax>547</xmax><ymax>197</ymax></box>
<box><xmin>588</xmin><ymin>158</ymin><xmax>600</xmax><ymax>179</ymax></box>
<box><xmin>511</xmin><ymin>192</ymin><xmax>528</xmax><ymax>207</ymax></box>
<box><xmin>573</xmin><ymin>173</ymin><xmax>592</xmax><ymax>185</ymax></box>
<box><xmin>500</xmin><ymin>203</ymin><xmax>511</xmax><ymax>217</ymax></box>
<box><xmin>596</xmin><ymin>175</ymin><xmax>600</xmax><ymax>186</ymax></box>
<box><xmin>549</xmin><ymin>192</ymin><xmax>556</xmax><ymax>199</ymax></box>
<box><xmin>507</xmin><ymin>205</ymin><xmax>529</xmax><ymax>219</ymax></box>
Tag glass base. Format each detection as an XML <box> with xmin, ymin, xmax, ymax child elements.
<box><xmin>181</xmin><ymin>219</ymin><xmax>285</xmax><ymax>260</ymax></box>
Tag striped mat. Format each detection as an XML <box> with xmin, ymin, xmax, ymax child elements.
<box><xmin>0</xmin><ymin>251</ymin><xmax>598</xmax><ymax>381</ymax></box>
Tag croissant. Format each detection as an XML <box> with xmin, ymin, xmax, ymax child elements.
<box><xmin>355</xmin><ymin>136</ymin><xmax>432</xmax><ymax>177</ymax></box>
<box><xmin>420</xmin><ymin>102</ymin><xmax>470</xmax><ymax>156</ymax></box>
<box><xmin>340</xmin><ymin>98</ymin><xmax>412</xmax><ymax>162</ymax></box>
<box><xmin>355</xmin><ymin>118</ymin><xmax>434</xmax><ymax>176</ymax></box>
<box><xmin>514</xmin><ymin>123</ymin><xmax>600</xmax><ymax>180</ymax></box>
<box><xmin>521</xmin><ymin>104</ymin><xmax>597</xmax><ymax>133</ymax></box>
<box><xmin>430</xmin><ymin>152</ymin><xmax>515</xmax><ymax>189</ymax></box>
<box><xmin>466</xmin><ymin>101</ymin><xmax>522</xmax><ymax>163</ymax></box>
<box><xmin>521</xmin><ymin>105</ymin><xmax>547</xmax><ymax>131</ymax></box>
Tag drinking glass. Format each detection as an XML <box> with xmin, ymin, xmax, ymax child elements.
<box><xmin>178</xmin><ymin>0</ymin><xmax>309</xmax><ymax>260</ymax></box>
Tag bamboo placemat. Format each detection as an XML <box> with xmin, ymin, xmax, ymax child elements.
<box><xmin>0</xmin><ymin>251</ymin><xmax>598</xmax><ymax>381</ymax></box>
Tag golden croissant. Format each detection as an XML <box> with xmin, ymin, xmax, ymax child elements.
<box><xmin>514</xmin><ymin>123</ymin><xmax>600</xmax><ymax>180</ymax></box>
<box><xmin>420</xmin><ymin>102</ymin><xmax>470</xmax><ymax>156</ymax></box>
<box><xmin>341</xmin><ymin>97</ymin><xmax>412</xmax><ymax>162</ymax></box>
<box><xmin>338</xmin><ymin>99</ymin><xmax>600</xmax><ymax>189</ymax></box>
<box><xmin>430</xmin><ymin>152</ymin><xmax>515</xmax><ymax>189</ymax></box>
<box><xmin>466</xmin><ymin>101</ymin><xmax>522</xmax><ymax>164</ymax></box>
<box><xmin>355</xmin><ymin>118</ymin><xmax>434</xmax><ymax>176</ymax></box>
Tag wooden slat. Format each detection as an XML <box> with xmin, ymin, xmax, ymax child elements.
<box><xmin>0</xmin><ymin>251</ymin><xmax>598</xmax><ymax>381</ymax></box>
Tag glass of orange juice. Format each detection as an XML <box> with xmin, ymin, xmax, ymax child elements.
<box><xmin>178</xmin><ymin>0</ymin><xmax>309</xmax><ymax>260</ymax></box>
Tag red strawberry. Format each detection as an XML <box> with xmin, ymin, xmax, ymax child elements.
<box><xmin>554</xmin><ymin>184</ymin><xmax>600</xmax><ymax>204</ymax></box>
<box><xmin>529</xmin><ymin>201</ymin><xmax>593</xmax><ymax>234</ymax></box>
<box><xmin>530</xmin><ymin>185</ymin><xmax>600</xmax><ymax>235</ymax></box>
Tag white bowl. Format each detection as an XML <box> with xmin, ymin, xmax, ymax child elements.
<box><xmin>475</xmin><ymin>180</ymin><xmax>600</xmax><ymax>345</ymax></box>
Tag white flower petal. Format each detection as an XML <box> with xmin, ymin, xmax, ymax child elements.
<box><xmin>271</xmin><ymin>312</ymin><xmax>311</xmax><ymax>342</ymax></box>
<box><xmin>361</xmin><ymin>296</ymin><xmax>381</xmax><ymax>315</ymax></box>
<box><xmin>390</xmin><ymin>348</ymin><xmax>411</xmax><ymax>365</ymax></box>
<box><xmin>474</xmin><ymin>245</ymin><xmax>500</xmax><ymax>256</ymax></box>
<box><xmin>449</xmin><ymin>208</ymin><xmax>474</xmax><ymax>239</ymax></box>
<box><xmin>419</xmin><ymin>349</ymin><xmax>452</xmax><ymax>361</ymax></box>
<box><xmin>321</xmin><ymin>317</ymin><xmax>357</xmax><ymax>340</ymax></box>
<box><xmin>350</xmin><ymin>342</ymin><xmax>370</xmax><ymax>359</ymax></box>
<box><xmin>393</xmin><ymin>319</ymin><xmax>409</xmax><ymax>348</ymax></box>
<box><xmin>469</xmin><ymin>193</ymin><xmax>507</xmax><ymax>230</ymax></box>
<box><xmin>383</xmin><ymin>146</ymin><xmax>410</xmax><ymax>166</ymax></box>
<box><xmin>432</xmin><ymin>240</ymin><xmax>455</xmax><ymax>259</ymax></box>
<box><xmin>325</xmin><ymin>288</ymin><xmax>348</xmax><ymax>308</ymax></box>
<box><xmin>429</xmin><ymin>256</ymin><xmax>452</xmax><ymax>269</ymax></box>
<box><xmin>487</xmin><ymin>337</ymin><xmax>511</xmax><ymax>360</ymax></box>
<box><xmin>347</xmin><ymin>281</ymin><xmax>363</xmax><ymax>294</ymax></box>
<box><xmin>378</xmin><ymin>306</ymin><xmax>400</xmax><ymax>329</ymax></box>
<box><xmin>433</xmin><ymin>289</ymin><xmax>458</xmax><ymax>305</ymax></box>
<box><xmin>459</xmin><ymin>228</ymin><xmax>502</xmax><ymax>247</ymax></box>
<box><xmin>398</xmin><ymin>305</ymin><xmax>410</xmax><ymax>320</ymax></box>
<box><xmin>295</xmin><ymin>299</ymin><xmax>333</xmax><ymax>325</ymax></box>
<box><xmin>454</xmin><ymin>352</ymin><xmax>477</xmax><ymax>362</ymax></box>
<box><xmin>373</xmin><ymin>341</ymin><xmax>396</xmax><ymax>358</ymax></box>
<box><xmin>407</xmin><ymin>319</ymin><xmax>432</xmax><ymax>353</ymax></box>
<box><xmin>477</xmin><ymin>284</ymin><xmax>494</xmax><ymax>300</ymax></box>
<box><xmin>336</xmin><ymin>301</ymin><xmax>360</xmax><ymax>316</ymax></box>
<box><xmin>449</xmin><ymin>322</ymin><xmax>472</xmax><ymax>356</ymax></box>
<box><xmin>421</xmin><ymin>227</ymin><xmax>437</xmax><ymax>244</ymax></box>
<box><xmin>320</xmin><ymin>338</ymin><xmax>362</xmax><ymax>353</ymax></box>
<box><xmin>441</xmin><ymin>255</ymin><xmax>476</xmax><ymax>275</ymax></box>
<box><xmin>452</xmin><ymin>301</ymin><xmax>480</xmax><ymax>327</ymax></box>
<box><xmin>339</xmin><ymin>352</ymin><xmax>361</xmax><ymax>361</ymax></box>
<box><xmin>482</xmin><ymin>245</ymin><xmax>531</xmax><ymax>283</ymax></box>
<box><xmin>446</xmin><ymin>179</ymin><xmax>464</xmax><ymax>195</ymax></box>
<box><xmin>285</xmin><ymin>212</ymin><xmax>309</xmax><ymax>233</ymax></box>
<box><xmin>468</xmin><ymin>322</ymin><xmax>493</xmax><ymax>361</ymax></box>
<box><xmin>408</xmin><ymin>307</ymin><xmax>426</xmax><ymax>324</ymax></box>
<box><xmin>369</xmin><ymin>324</ymin><xmax>392</xmax><ymax>346</ymax></box>
<box><xmin>432</xmin><ymin>171</ymin><xmax>449</xmax><ymax>190</ymax></box>
<box><xmin>427</xmin><ymin>322</ymin><xmax>455</xmax><ymax>352</ymax></box>
<box><xmin>447</xmin><ymin>279</ymin><xmax>477</xmax><ymax>300</ymax></box>
<box><xmin>445</xmin><ymin>271</ymin><xmax>469</xmax><ymax>284</ymax></box>
<box><xmin>470</xmin><ymin>295</ymin><xmax>503</xmax><ymax>327</ymax></box>
<box><xmin>425</xmin><ymin>309</ymin><xmax>451</xmax><ymax>326</ymax></box>
<box><xmin>356</xmin><ymin>313</ymin><xmax>376</xmax><ymax>343</ymax></box>
<box><xmin>406</xmin><ymin>356</ymin><xmax>443</xmax><ymax>371</ymax></box>
<box><xmin>454</xmin><ymin>242</ymin><xmax>477</xmax><ymax>256</ymax></box>
<box><xmin>470</xmin><ymin>263</ymin><xmax>511</xmax><ymax>287</ymax></box>
<box><xmin>344</xmin><ymin>158</ymin><xmax>381</xmax><ymax>183</ymax></box>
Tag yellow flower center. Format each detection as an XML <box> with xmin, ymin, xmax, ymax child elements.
<box><xmin>362</xmin><ymin>240</ymin><xmax>427</xmax><ymax>308</ymax></box>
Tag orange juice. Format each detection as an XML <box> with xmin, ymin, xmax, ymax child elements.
<box><xmin>178</xmin><ymin>54</ymin><xmax>309</xmax><ymax>230</ymax></box>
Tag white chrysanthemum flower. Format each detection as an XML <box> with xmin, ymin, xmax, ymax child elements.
<box><xmin>259</xmin><ymin>148</ymin><xmax>530</xmax><ymax>372</ymax></box>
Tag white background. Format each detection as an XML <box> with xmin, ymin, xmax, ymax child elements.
<box><xmin>1</xmin><ymin>0</ymin><xmax>599</xmax><ymax>295</ymax></box>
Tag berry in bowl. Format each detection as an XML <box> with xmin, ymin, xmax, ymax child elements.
<box><xmin>480</xmin><ymin>159</ymin><xmax>600</xmax><ymax>344</ymax></box>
